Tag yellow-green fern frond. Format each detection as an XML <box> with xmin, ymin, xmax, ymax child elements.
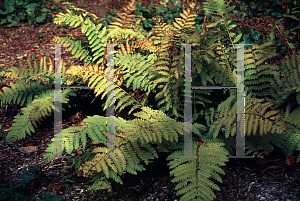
<box><xmin>65</xmin><ymin>53</ymin><xmax>157</xmax><ymax>116</ymax></box>
<box><xmin>205</xmin><ymin>96</ymin><xmax>287</xmax><ymax>139</ymax></box>
<box><xmin>52</xmin><ymin>3</ymin><xmax>108</xmax><ymax>67</ymax></box>
<box><xmin>0</xmin><ymin>81</ymin><xmax>48</xmax><ymax>106</ymax></box>
<box><xmin>5</xmin><ymin>89</ymin><xmax>77</xmax><ymax>142</ymax></box>
<box><xmin>123</xmin><ymin>107</ymin><xmax>184</xmax><ymax>144</ymax></box>
<box><xmin>171</xmin><ymin>6</ymin><xmax>197</xmax><ymax>40</ymax></box>
<box><xmin>44</xmin><ymin>107</ymin><xmax>194</xmax><ymax>192</ymax></box>
<box><xmin>0</xmin><ymin>56</ymin><xmax>69</xmax><ymax>106</ymax></box>
<box><xmin>229</xmin><ymin>41</ymin><xmax>279</xmax><ymax>100</ymax></box>
<box><xmin>54</xmin><ymin>2</ymin><xmax>97</xmax><ymax>26</ymax></box>
<box><xmin>4</xmin><ymin>56</ymin><xmax>54</xmax><ymax>83</ymax></box>
<box><xmin>166</xmin><ymin>141</ymin><xmax>229</xmax><ymax>201</ymax></box>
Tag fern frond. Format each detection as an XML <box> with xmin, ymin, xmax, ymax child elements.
<box><xmin>167</xmin><ymin>141</ymin><xmax>229</xmax><ymax>201</ymax></box>
<box><xmin>271</xmin><ymin>49</ymin><xmax>300</xmax><ymax>110</ymax></box>
<box><xmin>5</xmin><ymin>89</ymin><xmax>77</xmax><ymax>142</ymax></box>
<box><xmin>205</xmin><ymin>96</ymin><xmax>287</xmax><ymax>139</ymax></box>
<box><xmin>4</xmin><ymin>56</ymin><xmax>55</xmax><ymax>83</ymax></box>
<box><xmin>0</xmin><ymin>81</ymin><xmax>47</xmax><ymax>106</ymax></box>
<box><xmin>52</xmin><ymin>3</ymin><xmax>108</xmax><ymax>67</ymax></box>
<box><xmin>107</xmin><ymin>0</ymin><xmax>138</xmax><ymax>31</ymax></box>
<box><xmin>245</xmin><ymin>133</ymin><xmax>286</xmax><ymax>158</ymax></box>
<box><xmin>281</xmin><ymin>106</ymin><xmax>300</xmax><ymax>162</ymax></box>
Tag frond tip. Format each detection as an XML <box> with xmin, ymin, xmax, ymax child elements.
<box><xmin>167</xmin><ymin>141</ymin><xmax>229</xmax><ymax>201</ymax></box>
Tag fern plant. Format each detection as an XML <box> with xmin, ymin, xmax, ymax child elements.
<box><xmin>3</xmin><ymin>0</ymin><xmax>300</xmax><ymax>200</ymax></box>
<box><xmin>0</xmin><ymin>56</ymin><xmax>78</xmax><ymax>142</ymax></box>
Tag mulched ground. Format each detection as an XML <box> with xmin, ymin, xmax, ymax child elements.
<box><xmin>0</xmin><ymin>0</ymin><xmax>300</xmax><ymax>200</ymax></box>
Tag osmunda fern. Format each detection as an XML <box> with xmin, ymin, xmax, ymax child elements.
<box><xmin>7</xmin><ymin>0</ymin><xmax>297</xmax><ymax>201</ymax></box>
<box><xmin>0</xmin><ymin>56</ymin><xmax>78</xmax><ymax>142</ymax></box>
<box><xmin>43</xmin><ymin>106</ymin><xmax>221</xmax><ymax>194</ymax></box>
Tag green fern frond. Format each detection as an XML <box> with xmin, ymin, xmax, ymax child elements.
<box><xmin>271</xmin><ymin>49</ymin><xmax>300</xmax><ymax>110</ymax></box>
<box><xmin>52</xmin><ymin>4</ymin><xmax>108</xmax><ymax>67</ymax></box>
<box><xmin>0</xmin><ymin>81</ymin><xmax>47</xmax><ymax>106</ymax></box>
<box><xmin>281</xmin><ymin>106</ymin><xmax>300</xmax><ymax>162</ymax></box>
<box><xmin>229</xmin><ymin>41</ymin><xmax>278</xmax><ymax>100</ymax></box>
<box><xmin>203</xmin><ymin>0</ymin><xmax>242</xmax><ymax>45</ymax></box>
<box><xmin>5</xmin><ymin>89</ymin><xmax>77</xmax><ymax>142</ymax></box>
<box><xmin>167</xmin><ymin>141</ymin><xmax>229</xmax><ymax>201</ymax></box>
<box><xmin>44</xmin><ymin>107</ymin><xmax>199</xmax><ymax>192</ymax></box>
<box><xmin>245</xmin><ymin>133</ymin><xmax>286</xmax><ymax>158</ymax></box>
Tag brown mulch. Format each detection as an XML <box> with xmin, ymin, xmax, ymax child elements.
<box><xmin>0</xmin><ymin>0</ymin><xmax>300</xmax><ymax>200</ymax></box>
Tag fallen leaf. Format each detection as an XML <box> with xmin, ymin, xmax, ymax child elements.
<box><xmin>4</xmin><ymin>176</ymin><xmax>13</xmax><ymax>182</ymax></box>
<box><xmin>33</xmin><ymin>34</ymin><xmax>40</xmax><ymax>38</ymax></box>
<box><xmin>25</xmin><ymin>49</ymin><xmax>39</xmax><ymax>52</ymax></box>
<box><xmin>286</xmin><ymin>155</ymin><xmax>296</xmax><ymax>166</ymax></box>
<box><xmin>262</xmin><ymin>165</ymin><xmax>283</xmax><ymax>174</ymax></box>
<box><xmin>255</xmin><ymin>158</ymin><xmax>271</xmax><ymax>165</ymax></box>
<box><xmin>72</xmin><ymin>32</ymin><xmax>80</xmax><ymax>36</ymax></box>
<box><xmin>18</xmin><ymin>146</ymin><xmax>38</xmax><ymax>154</ymax></box>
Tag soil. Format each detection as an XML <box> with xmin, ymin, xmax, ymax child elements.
<box><xmin>0</xmin><ymin>0</ymin><xmax>300</xmax><ymax>201</ymax></box>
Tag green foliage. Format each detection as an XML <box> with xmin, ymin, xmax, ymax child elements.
<box><xmin>0</xmin><ymin>173</ymin><xmax>34</xmax><ymax>201</ymax></box>
<box><xmin>0</xmin><ymin>125</ymin><xmax>3</xmax><ymax>139</ymax></box>
<box><xmin>242</xmin><ymin>28</ymin><xmax>263</xmax><ymax>44</ymax></box>
<box><xmin>37</xmin><ymin>30</ymin><xmax>44</xmax><ymax>41</ymax></box>
<box><xmin>41</xmin><ymin>0</ymin><xmax>300</xmax><ymax>199</ymax></box>
<box><xmin>35</xmin><ymin>192</ymin><xmax>61</xmax><ymax>201</ymax></box>
<box><xmin>0</xmin><ymin>66</ymin><xmax>7</xmax><ymax>84</ymax></box>
<box><xmin>245</xmin><ymin>132</ymin><xmax>286</xmax><ymax>158</ymax></box>
<box><xmin>270</xmin><ymin>48</ymin><xmax>300</xmax><ymax>110</ymax></box>
<box><xmin>239</xmin><ymin>0</ymin><xmax>300</xmax><ymax>19</ymax></box>
<box><xmin>237</xmin><ymin>0</ymin><xmax>300</xmax><ymax>48</ymax></box>
<box><xmin>281</xmin><ymin>103</ymin><xmax>300</xmax><ymax>163</ymax></box>
<box><xmin>0</xmin><ymin>0</ymin><xmax>57</xmax><ymax>27</ymax></box>
<box><xmin>4</xmin><ymin>0</ymin><xmax>300</xmax><ymax>200</ymax></box>
<box><xmin>0</xmin><ymin>56</ymin><xmax>79</xmax><ymax>142</ymax></box>
<box><xmin>0</xmin><ymin>165</ymin><xmax>60</xmax><ymax>201</ymax></box>
<box><xmin>167</xmin><ymin>140</ymin><xmax>229</xmax><ymax>200</ymax></box>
